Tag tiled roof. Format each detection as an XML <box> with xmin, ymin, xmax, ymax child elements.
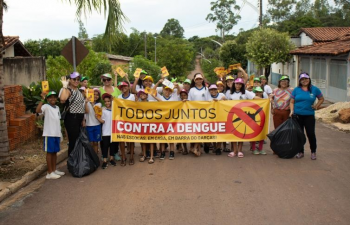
<box><xmin>0</xmin><ymin>36</ymin><xmax>32</xmax><ymax>56</ymax></box>
<box><xmin>1</xmin><ymin>36</ymin><xmax>19</xmax><ymax>51</ymax></box>
<box><xmin>290</xmin><ymin>36</ymin><xmax>350</xmax><ymax>55</ymax></box>
<box><xmin>106</xmin><ymin>53</ymin><xmax>133</xmax><ymax>62</ymax></box>
<box><xmin>299</xmin><ymin>27</ymin><xmax>350</xmax><ymax>42</ymax></box>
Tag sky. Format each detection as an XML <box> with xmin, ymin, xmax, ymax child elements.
<box><xmin>3</xmin><ymin>0</ymin><xmax>264</xmax><ymax>42</ymax></box>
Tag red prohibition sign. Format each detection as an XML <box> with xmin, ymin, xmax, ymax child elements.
<box><xmin>226</xmin><ymin>102</ymin><xmax>266</xmax><ymax>139</ymax></box>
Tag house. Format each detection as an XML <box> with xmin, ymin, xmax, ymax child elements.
<box><xmin>2</xmin><ymin>36</ymin><xmax>46</xmax><ymax>86</ymax></box>
<box><xmin>106</xmin><ymin>53</ymin><xmax>133</xmax><ymax>66</ymax></box>
<box><xmin>271</xmin><ymin>27</ymin><xmax>350</xmax><ymax>102</ymax></box>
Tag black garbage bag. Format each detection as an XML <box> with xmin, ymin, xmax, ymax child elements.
<box><xmin>267</xmin><ymin>117</ymin><xmax>306</xmax><ymax>159</ymax></box>
<box><xmin>67</xmin><ymin>128</ymin><xmax>100</xmax><ymax>177</ymax></box>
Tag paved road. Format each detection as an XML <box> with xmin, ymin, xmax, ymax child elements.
<box><xmin>0</xmin><ymin>121</ymin><xmax>350</xmax><ymax>225</ymax></box>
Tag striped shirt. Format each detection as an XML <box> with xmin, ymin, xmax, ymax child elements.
<box><xmin>272</xmin><ymin>88</ymin><xmax>292</xmax><ymax>110</ymax></box>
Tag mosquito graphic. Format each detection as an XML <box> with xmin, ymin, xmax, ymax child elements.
<box><xmin>225</xmin><ymin>107</ymin><xmax>263</xmax><ymax>137</ymax></box>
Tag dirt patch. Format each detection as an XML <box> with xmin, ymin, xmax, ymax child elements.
<box><xmin>0</xmin><ymin>138</ymin><xmax>68</xmax><ymax>183</ymax></box>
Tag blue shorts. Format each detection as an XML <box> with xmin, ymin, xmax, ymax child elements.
<box><xmin>43</xmin><ymin>137</ymin><xmax>60</xmax><ymax>153</ymax></box>
<box><xmin>86</xmin><ymin>125</ymin><xmax>102</xmax><ymax>142</ymax></box>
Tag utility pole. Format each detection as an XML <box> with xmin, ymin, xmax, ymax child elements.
<box><xmin>259</xmin><ymin>0</ymin><xmax>263</xmax><ymax>27</ymax></box>
<box><xmin>144</xmin><ymin>33</ymin><xmax>147</xmax><ymax>59</ymax></box>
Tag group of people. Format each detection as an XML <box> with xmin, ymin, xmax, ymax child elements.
<box><xmin>37</xmin><ymin>67</ymin><xmax>324</xmax><ymax>179</ymax></box>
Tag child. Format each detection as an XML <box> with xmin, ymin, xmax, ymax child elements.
<box><xmin>137</xmin><ymin>89</ymin><xmax>160</xmax><ymax>164</ymax></box>
<box><xmin>85</xmin><ymin>88</ymin><xmax>102</xmax><ymax>154</ymax></box>
<box><xmin>96</xmin><ymin>93</ymin><xmax>118</xmax><ymax>169</ymax></box>
<box><xmin>36</xmin><ymin>91</ymin><xmax>64</xmax><ymax>179</ymax></box>
<box><xmin>207</xmin><ymin>84</ymin><xmax>226</xmax><ymax>155</ymax></box>
<box><xmin>188</xmin><ymin>73</ymin><xmax>210</xmax><ymax>156</ymax></box>
<box><xmin>216</xmin><ymin>80</ymin><xmax>225</xmax><ymax>93</ymax></box>
<box><xmin>178</xmin><ymin>89</ymin><xmax>190</xmax><ymax>155</ymax></box>
<box><xmin>157</xmin><ymin>84</ymin><xmax>180</xmax><ymax>160</ymax></box>
<box><xmin>80</xmin><ymin>76</ymin><xmax>89</xmax><ymax>88</ymax></box>
<box><xmin>224</xmin><ymin>75</ymin><xmax>235</xmax><ymax>99</ymax></box>
<box><xmin>118</xmin><ymin>81</ymin><xmax>136</xmax><ymax>165</ymax></box>
<box><xmin>250</xmin><ymin>87</ymin><xmax>267</xmax><ymax>155</ymax></box>
<box><xmin>226</xmin><ymin>78</ymin><xmax>256</xmax><ymax>158</ymax></box>
<box><xmin>182</xmin><ymin>79</ymin><xmax>191</xmax><ymax>92</ymax></box>
<box><xmin>260</xmin><ymin>75</ymin><xmax>273</xmax><ymax>96</ymax></box>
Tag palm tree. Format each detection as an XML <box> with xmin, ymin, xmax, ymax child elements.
<box><xmin>0</xmin><ymin>0</ymin><xmax>126</xmax><ymax>162</ymax></box>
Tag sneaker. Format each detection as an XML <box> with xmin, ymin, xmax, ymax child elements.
<box><xmin>110</xmin><ymin>160</ymin><xmax>117</xmax><ymax>166</ymax></box>
<box><xmin>253</xmin><ymin>150</ymin><xmax>260</xmax><ymax>155</ymax></box>
<box><xmin>46</xmin><ymin>172</ymin><xmax>61</xmax><ymax>180</ymax></box>
<box><xmin>146</xmin><ymin>150</ymin><xmax>151</xmax><ymax>159</ymax></box>
<box><xmin>114</xmin><ymin>154</ymin><xmax>121</xmax><ymax>161</ymax></box>
<box><xmin>311</xmin><ymin>153</ymin><xmax>317</xmax><ymax>160</ymax></box>
<box><xmin>296</xmin><ymin>153</ymin><xmax>304</xmax><ymax>159</ymax></box>
<box><xmin>102</xmin><ymin>162</ymin><xmax>108</xmax><ymax>169</ymax></box>
<box><xmin>259</xmin><ymin>150</ymin><xmax>267</xmax><ymax>155</ymax></box>
<box><xmin>215</xmin><ymin>148</ymin><xmax>222</xmax><ymax>155</ymax></box>
<box><xmin>160</xmin><ymin>152</ymin><xmax>165</xmax><ymax>160</ymax></box>
<box><xmin>54</xmin><ymin>170</ymin><xmax>65</xmax><ymax>176</ymax></box>
<box><xmin>169</xmin><ymin>151</ymin><xmax>175</xmax><ymax>160</ymax></box>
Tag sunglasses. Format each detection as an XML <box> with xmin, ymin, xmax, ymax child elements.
<box><xmin>103</xmin><ymin>78</ymin><xmax>112</xmax><ymax>82</ymax></box>
<box><xmin>71</xmin><ymin>78</ymin><xmax>80</xmax><ymax>81</ymax></box>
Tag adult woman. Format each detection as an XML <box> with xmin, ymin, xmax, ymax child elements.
<box><xmin>270</xmin><ymin>76</ymin><xmax>293</xmax><ymax>129</ymax></box>
<box><xmin>99</xmin><ymin>73</ymin><xmax>121</xmax><ymax>101</ymax></box>
<box><xmin>60</xmin><ymin>72</ymin><xmax>87</xmax><ymax>155</ymax></box>
<box><xmin>260</xmin><ymin>75</ymin><xmax>273</xmax><ymax>95</ymax></box>
<box><xmin>290</xmin><ymin>73</ymin><xmax>324</xmax><ymax>160</ymax></box>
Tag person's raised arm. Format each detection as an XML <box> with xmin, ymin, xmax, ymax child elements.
<box><xmin>131</xmin><ymin>77</ymin><xmax>139</xmax><ymax>94</ymax></box>
<box><xmin>59</xmin><ymin>76</ymin><xmax>71</xmax><ymax>103</ymax></box>
<box><xmin>238</xmin><ymin>66</ymin><xmax>248</xmax><ymax>83</ymax></box>
<box><xmin>36</xmin><ymin>92</ymin><xmax>46</xmax><ymax>113</ymax></box>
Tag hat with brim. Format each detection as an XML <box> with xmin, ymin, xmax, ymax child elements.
<box><xmin>299</xmin><ymin>73</ymin><xmax>310</xmax><ymax>80</ymax></box>
<box><xmin>80</xmin><ymin>76</ymin><xmax>89</xmax><ymax>82</ymax></box>
<box><xmin>142</xmin><ymin>76</ymin><xmax>154</xmax><ymax>83</ymax></box>
<box><xmin>164</xmin><ymin>86</ymin><xmax>173</xmax><ymax>92</ymax></box>
<box><xmin>93</xmin><ymin>88</ymin><xmax>101</xmax><ymax>95</ymax></box>
<box><xmin>253</xmin><ymin>87</ymin><xmax>264</xmax><ymax>93</ymax></box>
<box><xmin>46</xmin><ymin>91</ymin><xmax>57</xmax><ymax>98</ymax></box>
<box><xmin>101</xmin><ymin>73</ymin><xmax>113</xmax><ymax>79</ymax></box>
<box><xmin>235</xmin><ymin>78</ymin><xmax>245</xmax><ymax>84</ymax></box>
<box><xmin>226</xmin><ymin>75</ymin><xmax>234</xmax><ymax>81</ymax></box>
<box><xmin>102</xmin><ymin>93</ymin><xmax>112</xmax><ymax>100</ymax></box>
<box><xmin>180</xmin><ymin>89</ymin><xmax>188</xmax><ymax>95</ymax></box>
<box><xmin>140</xmin><ymin>70</ymin><xmax>148</xmax><ymax>75</ymax></box>
<box><xmin>259</xmin><ymin>75</ymin><xmax>267</xmax><ymax>80</ymax></box>
<box><xmin>216</xmin><ymin>81</ymin><xmax>224</xmax><ymax>86</ymax></box>
<box><xmin>194</xmin><ymin>74</ymin><xmax>204</xmax><ymax>80</ymax></box>
<box><xmin>253</xmin><ymin>78</ymin><xmax>261</xmax><ymax>83</ymax></box>
<box><xmin>70</xmin><ymin>72</ymin><xmax>80</xmax><ymax>79</ymax></box>
<box><xmin>280</xmin><ymin>75</ymin><xmax>290</xmax><ymax>81</ymax></box>
<box><xmin>137</xmin><ymin>89</ymin><xmax>148</xmax><ymax>97</ymax></box>
<box><xmin>209</xmin><ymin>84</ymin><xmax>218</xmax><ymax>90</ymax></box>
<box><xmin>79</xmin><ymin>87</ymin><xmax>86</xmax><ymax>91</ymax></box>
<box><xmin>184</xmin><ymin>79</ymin><xmax>191</xmax><ymax>84</ymax></box>
<box><xmin>118</xmin><ymin>82</ymin><xmax>129</xmax><ymax>90</ymax></box>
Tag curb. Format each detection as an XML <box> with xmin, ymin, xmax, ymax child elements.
<box><xmin>0</xmin><ymin>148</ymin><xmax>68</xmax><ymax>203</ymax></box>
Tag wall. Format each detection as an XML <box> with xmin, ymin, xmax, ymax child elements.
<box><xmin>300</xmin><ymin>32</ymin><xmax>313</xmax><ymax>46</ymax></box>
<box><xmin>3</xmin><ymin>57</ymin><xmax>46</xmax><ymax>86</ymax></box>
<box><xmin>3</xmin><ymin>45</ymin><xmax>14</xmax><ymax>58</ymax></box>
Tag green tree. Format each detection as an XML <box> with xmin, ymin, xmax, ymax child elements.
<box><xmin>267</xmin><ymin>0</ymin><xmax>296</xmax><ymax>22</ymax></box>
<box><xmin>129</xmin><ymin>55</ymin><xmax>161</xmax><ymax>82</ymax></box>
<box><xmin>78</xmin><ymin>20</ymin><xmax>89</xmax><ymax>39</ymax></box>
<box><xmin>206</xmin><ymin>0</ymin><xmax>241</xmax><ymax>41</ymax></box>
<box><xmin>154</xmin><ymin>38</ymin><xmax>195</xmax><ymax>80</ymax></box>
<box><xmin>160</xmin><ymin>19</ymin><xmax>184</xmax><ymax>38</ymax></box>
<box><xmin>246</xmin><ymin>28</ymin><xmax>295</xmax><ymax>80</ymax></box>
<box><xmin>219</xmin><ymin>40</ymin><xmax>239</xmax><ymax>67</ymax></box>
<box><xmin>200</xmin><ymin>58</ymin><xmax>222</xmax><ymax>83</ymax></box>
<box><xmin>24</xmin><ymin>39</ymin><xmax>69</xmax><ymax>58</ymax></box>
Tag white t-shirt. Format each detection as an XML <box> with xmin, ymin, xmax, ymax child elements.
<box><xmin>188</xmin><ymin>86</ymin><xmax>210</xmax><ymax>101</ymax></box>
<box><xmin>264</xmin><ymin>85</ymin><xmax>273</xmax><ymax>95</ymax></box>
<box><xmin>208</xmin><ymin>93</ymin><xmax>225</xmax><ymax>101</ymax></box>
<box><xmin>101</xmin><ymin>109</ymin><xmax>112</xmax><ymax>136</ymax></box>
<box><xmin>85</xmin><ymin>102</ymin><xmax>102</xmax><ymax>126</ymax></box>
<box><xmin>41</xmin><ymin>104</ymin><xmax>61</xmax><ymax>137</ymax></box>
<box><xmin>227</xmin><ymin>91</ymin><xmax>255</xmax><ymax>100</ymax></box>
<box><xmin>118</xmin><ymin>93</ymin><xmax>136</xmax><ymax>101</ymax></box>
<box><xmin>160</xmin><ymin>94</ymin><xmax>180</xmax><ymax>102</ymax></box>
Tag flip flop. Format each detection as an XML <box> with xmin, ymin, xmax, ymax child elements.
<box><xmin>238</xmin><ymin>152</ymin><xmax>244</xmax><ymax>158</ymax></box>
<box><xmin>228</xmin><ymin>152</ymin><xmax>236</xmax><ymax>158</ymax></box>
